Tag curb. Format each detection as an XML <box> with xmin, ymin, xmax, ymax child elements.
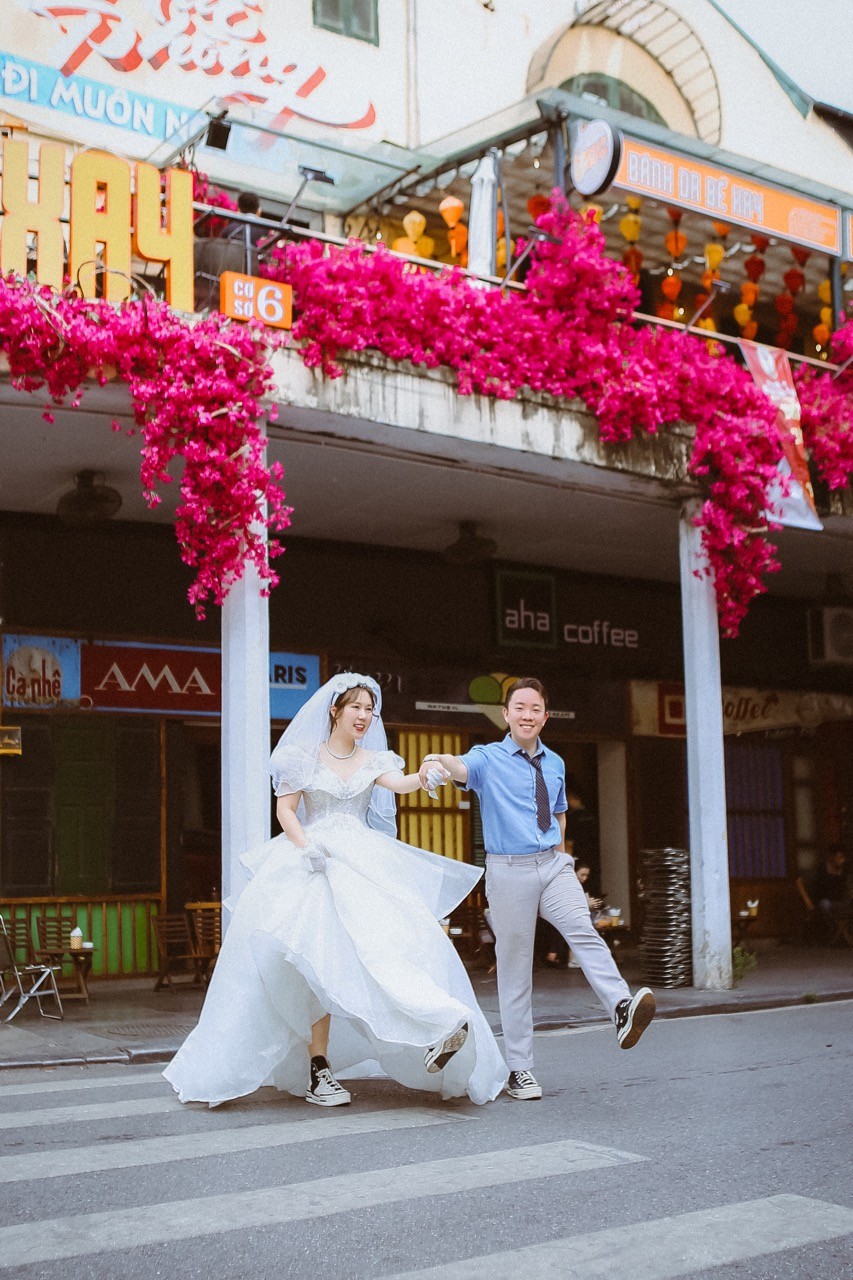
<box><xmin>1</xmin><ymin>990</ymin><xmax>850</xmax><ymax>1072</ymax></box>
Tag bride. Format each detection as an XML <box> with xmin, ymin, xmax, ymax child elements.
<box><xmin>164</xmin><ymin>673</ymin><xmax>507</xmax><ymax>1108</ymax></box>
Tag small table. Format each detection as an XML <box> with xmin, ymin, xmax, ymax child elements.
<box><xmin>35</xmin><ymin>947</ymin><xmax>94</xmax><ymax>1002</ymax></box>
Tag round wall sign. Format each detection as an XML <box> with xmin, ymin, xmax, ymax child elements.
<box><xmin>570</xmin><ymin>120</ymin><xmax>623</xmax><ymax>197</ymax></box>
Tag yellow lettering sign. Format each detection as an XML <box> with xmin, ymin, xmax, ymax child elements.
<box><xmin>133</xmin><ymin>163</ymin><xmax>193</xmax><ymax>313</ymax></box>
<box><xmin>0</xmin><ymin>140</ymin><xmax>66</xmax><ymax>290</ymax></box>
<box><xmin>69</xmin><ymin>149</ymin><xmax>133</xmax><ymax>302</ymax></box>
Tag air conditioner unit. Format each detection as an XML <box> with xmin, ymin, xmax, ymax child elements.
<box><xmin>808</xmin><ymin>607</ymin><xmax>853</xmax><ymax>665</ymax></box>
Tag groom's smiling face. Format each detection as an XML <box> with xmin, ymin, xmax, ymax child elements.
<box><xmin>503</xmin><ymin>688</ymin><xmax>548</xmax><ymax>748</ymax></box>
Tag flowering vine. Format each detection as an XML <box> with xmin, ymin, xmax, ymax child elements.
<box><xmin>264</xmin><ymin>199</ymin><xmax>853</xmax><ymax>636</ymax></box>
<box><xmin>0</xmin><ymin>274</ymin><xmax>290</xmax><ymax>617</ymax></box>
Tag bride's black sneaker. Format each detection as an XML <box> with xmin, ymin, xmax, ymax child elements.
<box><xmin>306</xmin><ymin>1056</ymin><xmax>351</xmax><ymax>1107</ymax></box>
<box><xmin>424</xmin><ymin>1022</ymin><xmax>468</xmax><ymax>1073</ymax></box>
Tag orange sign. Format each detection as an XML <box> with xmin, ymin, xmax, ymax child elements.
<box><xmin>219</xmin><ymin>273</ymin><xmax>293</xmax><ymax>329</ymax></box>
<box><xmin>614</xmin><ymin>138</ymin><xmax>841</xmax><ymax>254</ymax></box>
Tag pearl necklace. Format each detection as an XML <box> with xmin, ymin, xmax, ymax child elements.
<box><xmin>325</xmin><ymin>741</ymin><xmax>357</xmax><ymax>760</ymax></box>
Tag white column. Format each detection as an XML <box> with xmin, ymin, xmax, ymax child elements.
<box><xmin>679</xmin><ymin>499</ymin><xmax>733</xmax><ymax>989</ymax></box>
<box><xmin>467</xmin><ymin>150</ymin><xmax>498</xmax><ymax>280</ymax></box>
<box><xmin>221</xmin><ymin>553</ymin><xmax>271</xmax><ymax>928</ymax></box>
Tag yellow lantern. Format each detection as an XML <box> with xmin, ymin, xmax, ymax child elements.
<box><xmin>733</xmin><ymin>302</ymin><xmax>753</xmax><ymax>327</ymax></box>
<box><xmin>402</xmin><ymin>210</ymin><xmax>427</xmax><ymax>242</ymax></box>
<box><xmin>496</xmin><ymin>236</ymin><xmax>516</xmax><ymax>270</ymax></box>
<box><xmin>414</xmin><ymin>234</ymin><xmax>435</xmax><ymax>260</ymax></box>
<box><xmin>438</xmin><ymin>195</ymin><xmax>464</xmax><ymax>229</ymax></box>
<box><xmin>391</xmin><ymin>235</ymin><xmax>418</xmax><ymax>256</ymax></box>
<box><xmin>619</xmin><ymin>213</ymin><xmax>641</xmax><ymax>242</ymax></box>
<box><xmin>820</xmin><ymin>306</ymin><xmax>833</xmax><ymax>326</ymax></box>
<box><xmin>704</xmin><ymin>242</ymin><xmax>725</xmax><ymax>271</ymax></box>
<box><xmin>581</xmin><ymin>202</ymin><xmax>603</xmax><ymax>223</ymax></box>
<box><xmin>625</xmin><ymin>195</ymin><xmax>642</xmax><ymax>211</ymax></box>
<box><xmin>817</xmin><ymin>279</ymin><xmax>833</xmax><ymax>305</ymax></box>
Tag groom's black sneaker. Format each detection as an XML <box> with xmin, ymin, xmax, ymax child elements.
<box><xmin>306</xmin><ymin>1056</ymin><xmax>351</xmax><ymax>1107</ymax></box>
<box><xmin>507</xmin><ymin>1069</ymin><xmax>542</xmax><ymax>1100</ymax></box>
<box><xmin>615</xmin><ymin>987</ymin><xmax>656</xmax><ymax>1049</ymax></box>
<box><xmin>425</xmin><ymin>1022</ymin><xmax>468</xmax><ymax>1073</ymax></box>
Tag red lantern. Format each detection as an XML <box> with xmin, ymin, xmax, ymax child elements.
<box><xmin>527</xmin><ymin>193</ymin><xmax>550</xmax><ymax>221</ymax></box>
<box><xmin>666</xmin><ymin>207</ymin><xmax>683</xmax><ymax>224</ymax></box>
<box><xmin>791</xmin><ymin>246</ymin><xmax>811</xmax><ymax>267</ymax></box>
<box><xmin>656</xmin><ymin>302</ymin><xmax>676</xmax><ymax>320</ymax></box>
<box><xmin>744</xmin><ymin>254</ymin><xmax>766</xmax><ymax>282</ymax></box>
<box><xmin>750</xmin><ymin>234</ymin><xmax>770</xmax><ymax>253</ymax></box>
<box><xmin>783</xmin><ymin>268</ymin><xmax>805</xmax><ymax>295</ymax></box>
<box><xmin>774</xmin><ymin>292</ymin><xmax>795</xmax><ymax>316</ymax></box>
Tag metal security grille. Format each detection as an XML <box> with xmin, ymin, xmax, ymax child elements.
<box><xmin>395</xmin><ymin>730</ymin><xmax>468</xmax><ymax>861</ymax></box>
<box><xmin>725</xmin><ymin>740</ymin><xmax>786</xmax><ymax>878</ymax></box>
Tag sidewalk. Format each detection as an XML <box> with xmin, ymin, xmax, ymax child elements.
<box><xmin>1</xmin><ymin>944</ymin><xmax>851</xmax><ymax>1071</ymax></box>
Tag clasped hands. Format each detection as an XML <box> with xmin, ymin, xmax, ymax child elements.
<box><xmin>418</xmin><ymin>756</ymin><xmax>450</xmax><ymax>797</ymax></box>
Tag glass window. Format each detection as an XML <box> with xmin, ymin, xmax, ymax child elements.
<box><xmin>561</xmin><ymin>74</ymin><xmax>667</xmax><ymax>128</ymax></box>
<box><xmin>314</xmin><ymin>0</ymin><xmax>378</xmax><ymax>44</ymax></box>
<box><xmin>724</xmin><ymin>740</ymin><xmax>786</xmax><ymax>878</ymax></box>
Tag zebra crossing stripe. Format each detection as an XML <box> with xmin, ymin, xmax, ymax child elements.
<box><xmin>0</xmin><ymin>1106</ymin><xmax>472</xmax><ymax>1184</ymax></box>
<box><xmin>384</xmin><ymin>1194</ymin><xmax>853</xmax><ymax>1279</ymax></box>
<box><xmin>0</xmin><ymin>1070</ymin><xmax>165</xmax><ymax>1100</ymax></box>
<box><xmin>0</xmin><ymin>1096</ymin><xmax>179</xmax><ymax>1130</ymax></box>
<box><xmin>0</xmin><ymin>1138</ymin><xmax>644</xmax><ymax>1267</ymax></box>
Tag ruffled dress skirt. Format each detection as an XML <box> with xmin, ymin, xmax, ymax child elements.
<box><xmin>164</xmin><ymin>814</ymin><xmax>507</xmax><ymax>1106</ymax></box>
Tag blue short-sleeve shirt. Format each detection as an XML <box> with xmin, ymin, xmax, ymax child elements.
<box><xmin>458</xmin><ymin>736</ymin><xmax>567</xmax><ymax>855</ymax></box>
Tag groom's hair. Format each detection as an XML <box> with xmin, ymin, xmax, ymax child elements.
<box><xmin>503</xmin><ymin>677</ymin><xmax>549</xmax><ymax>709</ymax></box>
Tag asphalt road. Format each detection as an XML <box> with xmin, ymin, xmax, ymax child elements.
<box><xmin>0</xmin><ymin>1001</ymin><xmax>850</xmax><ymax>1279</ymax></box>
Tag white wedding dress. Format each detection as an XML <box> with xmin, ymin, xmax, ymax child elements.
<box><xmin>164</xmin><ymin>748</ymin><xmax>507</xmax><ymax>1106</ymax></box>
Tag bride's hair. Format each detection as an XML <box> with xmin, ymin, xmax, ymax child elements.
<box><xmin>330</xmin><ymin>683</ymin><xmax>376</xmax><ymax>731</ymax></box>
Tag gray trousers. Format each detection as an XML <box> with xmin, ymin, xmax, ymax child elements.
<box><xmin>486</xmin><ymin>849</ymin><xmax>631</xmax><ymax>1071</ymax></box>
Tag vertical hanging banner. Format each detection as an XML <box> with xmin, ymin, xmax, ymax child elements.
<box><xmin>740</xmin><ymin>340</ymin><xmax>823</xmax><ymax>532</ymax></box>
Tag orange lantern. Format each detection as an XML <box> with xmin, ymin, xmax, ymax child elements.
<box><xmin>813</xmin><ymin>323</ymin><xmax>831</xmax><ymax>346</ymax></box>
<box><xmin>392</xmin><ymin>235</ymin><xmax>418</xmax><ymax>256</ymax></box>
<box><xmin>741</xmin><ymin>320</ymin><xmax>758</xmax><ymax>340</ymax></box>
<box><xmin>656</xmin><ymin>302</ymin><xmax>676</xmax><ymax>320</ymax></box>
<box><xmin>439</xmin><ymin>195</ymin><xmax>464</xmax><ymax>229</ymax></box>
<box><xmin>664</xmin><ymin>230</ymin><xmax>687</xmax><ymax>258</ymax></box>
<box><xmin>661</xmin><ymin>274</ymin><xmax>682</xmax><ymax>301</ymax></box>
<box><xmin>712</xmin><ymin>221</ymin><xmax>731</xmax><ymax>238</ymax></box>
<box><xmin>740</xmin><ymin>282</ymin><xmax>759</xmax><ymax>307</ymax></box>
<box><xmin>447</xmin><ymin>222</ymin><xmax>468</xmax><ymax>258</ymax></box>
<box><xmin>496</xmin><ymin>208</ymin><xmax>505</xmax><ymax>238</ymax></box>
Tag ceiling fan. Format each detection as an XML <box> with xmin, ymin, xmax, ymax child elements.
<box><xmin>56</xmin><ymin>470</ymin><xmax>123</xmax><ymax>525</ymax></box>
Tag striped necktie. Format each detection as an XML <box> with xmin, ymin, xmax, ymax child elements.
<box><xmin>520</xmin><ymin>750</ymin><xmax>551</xmax><ymax>833</ymax></box>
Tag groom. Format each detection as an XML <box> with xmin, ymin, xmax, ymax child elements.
<box><xmin>419</xmin><ymin>677</ymin><xmax>654</xmax><ymax>1100</ymax></box>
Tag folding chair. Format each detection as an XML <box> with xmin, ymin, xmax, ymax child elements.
<box><xmin>152</xmin><ymin>913</ymin><xmax>207</xmax><ymax>991</ymax></box>
<box><xmin>0</xmin><ymin>916</ymin><xmax>63</xmax><ymax>1022</ymax></box>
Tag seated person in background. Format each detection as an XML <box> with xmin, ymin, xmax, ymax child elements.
<box><xmin>811</xmin><ymin>848</ymin><xmax>852</xmax><ymax>945</ymax></box>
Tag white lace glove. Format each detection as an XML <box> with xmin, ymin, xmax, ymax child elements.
<box><xmin>424</xmin><ymin>767</ymin><xmax>448</xmax><ymax>800</ymax></box>
<box><xmin>303</xmin><ymin>840</ymin><xmax>329</xmax><ymax>874</ymax></box>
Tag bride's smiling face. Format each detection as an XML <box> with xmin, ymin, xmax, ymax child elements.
<box><xmin>331</xmin><ymin>688</ymin><xmax>376</xmax><ymax>741</ymax></box>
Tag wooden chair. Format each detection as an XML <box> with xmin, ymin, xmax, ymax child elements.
<box><xmin>152</xmin><ymin>913</ymin><xmax>207</xmax><ymax>991</ymax></box>
<box><xmin>0</xmin><ymin>916</ymin><xmax>63</xmax><ymax>1022</ymax></box>
<box><xmin>35</xmin><ymin>914</ymin><xmax>92</xmax><ymax>1001</ymax></box>
<box><xmin>186</xmin><ymin>903</ymin><xmax>221</xmax><ymax>980</ymax></box>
